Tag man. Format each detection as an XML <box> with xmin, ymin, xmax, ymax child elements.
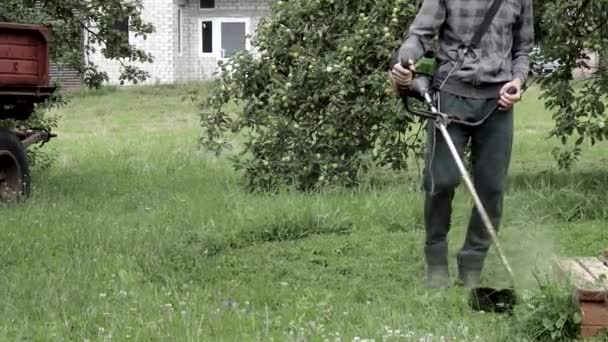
<box><xmin>389</xmin><ymin>0</ymin><xmax>534</xmax><ymax>288</ymax></box>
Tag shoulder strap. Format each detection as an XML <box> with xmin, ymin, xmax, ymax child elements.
<box><xmin>469</xmin><ymin>0</ymin><xmax>505</xmax><ymax>48</ymax></box>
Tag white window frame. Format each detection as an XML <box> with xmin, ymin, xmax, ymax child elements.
<box><xmin>177</xmin><ymin>8</ymin><xmax>183</xmax><ymax>56</ymax></box>
<box><xmin>198</xmin><ymin>17</ymin><xmax>251</xmax><ymax>59</ymax></box>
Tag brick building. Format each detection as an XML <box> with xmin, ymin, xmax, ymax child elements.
<box><xmin>90</xmin><ymin>0</ymin><xmax>269</xmax><ymax>85</ymax></box>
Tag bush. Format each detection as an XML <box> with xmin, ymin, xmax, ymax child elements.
<box><xmin>0</xmin><ymin>87</ymin><xmax>64</xmax><ymax>170</ymax></box>
<box><xmin>512</xmin><ymin>273</ymin><xmax>582</xmax><ymax>341</ymax></box>
<box><xmin>199</xmin><ymin>0</ymin><xmax>425</xmax><ymax>191</ymax></box>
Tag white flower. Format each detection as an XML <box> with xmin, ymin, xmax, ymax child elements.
<box><xmin>226</xmin><ymin>65</ymin><xmax>233</xmax><ymax>72</ymax></box>
<box><xmin>326</xmin><ymin>66</ymin><xmax>333</xmax><ymax>72</ymax></box>
<box><xmin>99</xmin><ymin>293</ymin><xmax>107</xmax><ymax>298</ymax></box>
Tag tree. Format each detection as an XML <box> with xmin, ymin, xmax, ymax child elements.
<box><xmin>535</xmin><ymin>0</ymin><xmax>608</xmax><ymax>168</ymax></box>
<box><xmin>199</xmin><ymin>0</ymin><xmax>424</xmax><ymax>191</ymax></box>
<box><xmin>0</xmin><ymin>0</ymin><xmax>155</xmax><ymax>88</ymax></box>
<box><xmin>200</xmin><ymin>0</ymin><xmax>608</xmax><ymax>190</ymax></box>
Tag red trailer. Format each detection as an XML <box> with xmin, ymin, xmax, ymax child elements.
<box><xmin>0</xmin><ymin>22</ymin><xmax>57</xmax><ymax>201</ymax></box>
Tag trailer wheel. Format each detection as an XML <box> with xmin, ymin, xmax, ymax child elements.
<box><xmin>0</xmin><ymin>129</ymin><xmax>30</xmax><ymax>202</ymax></box>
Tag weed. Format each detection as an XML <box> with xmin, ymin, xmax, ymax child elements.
<box><xmin>511</xmin><ymin>273</ymin><xmax>581</xmax><ymax>341</ymax></box>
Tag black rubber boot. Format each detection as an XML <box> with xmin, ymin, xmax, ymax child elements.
<box><xmin>424</xmin><ymin>242</ymin><xmax>449</xmax><ymax>288</ymax></box>
<box><xmin>456</xmin><ymin>269</ymin><xmax>481</xmax><ymax>289</ymax></box>
<box><xmin>456</xmin><ymin>254</ymin><xmax>483</xmax><ymax>288</ymax></box>
<box><xmin>426</xmin><ymin>265</ymin><xmax>450</xmax><ymax>288</ymax></box>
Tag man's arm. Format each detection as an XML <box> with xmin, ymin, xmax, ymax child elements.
<box><xmin>389</xmin><ymin>0</ymin><xmax>446</xmax><ymax>70</ymax></box>
<box><xmin>511</xmin><ymin>0</ymin><xmax>534</xmax><ymax>84</ymax></box>
<box><xmin>498</xmin><ymin>0</ymin><xmax>535</xmax><ymax>110</ymax></box>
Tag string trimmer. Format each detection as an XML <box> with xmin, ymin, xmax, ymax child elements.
<box><xmin>401</xmin><ymin>69</ymin><xmax>525</xmax><ymax>313</ymax></box>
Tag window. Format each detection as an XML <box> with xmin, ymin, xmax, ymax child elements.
<box><xmin>112</xmin><ymin>17</ymin><xmax>129</xmax><ymax>45</ymax></box>
<box><xmin>200</xmin><ymin>0</ymin><xmax>215</xmax><ymax>9</ymax></box>
<box><xmin>220</xmin><ymin>22</ymin><xmax>246</xmax><ymax>58</ymax></box>
<box><xmin>108</xmin><ymin>16</ymin><xmax>129</xmax><ymax>57</ymax></box>
<box><xmin>199</xmin><ymin>18</ymin><xmax>250</xmax><ymax>58</ymax></box>
<box><xmin>202</xmin><ymin>21</ymin><xmax>213</xmax><ymax>53</ymax></box>
<box><xmin>178</xmin><ymin>8</ymin><xmax>183</xmax><ymax>54</ymax></box>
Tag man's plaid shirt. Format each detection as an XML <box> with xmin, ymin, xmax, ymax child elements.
<box><xmin>392</xmin><ymin>0</ymin><xmax>534</xmax><ymax>98</ymax></box>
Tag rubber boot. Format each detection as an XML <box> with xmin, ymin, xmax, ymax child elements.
<box><xmin>456</xmin><ymin>269</ymin><xmax>481</xmax><ymax>289</ymax></box>
<box><xmin>424</xmin><ymin>242</ymin><xmax>449</xmax><ymax>288</ymax></box>
<box><xmin>456</xmin><ymin>254</ymin><xmax>484</xmax><ymax>288</ymax></box>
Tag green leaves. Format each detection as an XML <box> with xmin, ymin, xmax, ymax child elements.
<box><xmin>200</xmin><ymin>0</ymin><xmax>423</xmax><ymax>190</ymax></box>
<box><xmin>542</xmin><ymin>317</ymin><xmax>553</xmax><ymax>329</ymax></box>
<box><xmin>514</xmin><ymin>273</ymin><xmax>581</xmax><ymax>341</ymax></box>
<box><xmin>537</xmin><ymin>0</ymin><xmax>608</xmax><ymax>169</ymax></box>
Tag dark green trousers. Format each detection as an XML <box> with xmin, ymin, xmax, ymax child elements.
<box><xmin>422</xmin><ymin>91</ymin><xmax>513</xmax><ymax>279</ymax></box>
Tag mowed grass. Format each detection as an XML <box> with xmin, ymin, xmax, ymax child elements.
<box><xmin>1</xmin><ymin>83</ymin><xmax>607</xmax><ymax>341</ymax></box>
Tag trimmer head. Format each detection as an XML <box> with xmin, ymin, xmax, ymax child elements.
<box><xmin>469</xmin><ymin>287</ymin><xmax>517</xmax><ymax>314</ymax></box>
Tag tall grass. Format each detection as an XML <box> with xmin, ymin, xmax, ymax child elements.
<box><xmin>0</xmin><ymin>84</ymin><xmax>605</xmax><ymax>340</ymax></box>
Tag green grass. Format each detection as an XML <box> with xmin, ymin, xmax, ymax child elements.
<box><xmin>1</xmin><ymin>83</ymin><xmax>607</xmax><ymax>341</ymax></box>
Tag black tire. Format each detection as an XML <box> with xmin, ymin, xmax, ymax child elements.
<box><xmin>0</xmin><ymin>129</ymin><xmax>30</xmax><ymax>202</ymax></box>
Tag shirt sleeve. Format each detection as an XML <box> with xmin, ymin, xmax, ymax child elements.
<box><xmin>389</xmin><ymin>0</ymin><xmax>446</xmax><ymax>70</ymax></box>
<box><xmin>511</xmin><ymin>0</ymin><xmax>535</xmax><ymax>84</ymax></box>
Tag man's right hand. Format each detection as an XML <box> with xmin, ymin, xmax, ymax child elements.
<box><xmin>389</xmin><ymin>59</ymin><xmax>416</xmax><ymax>95</ymax></box>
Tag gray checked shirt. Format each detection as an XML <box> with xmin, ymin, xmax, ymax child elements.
<box><xmin>392</xmin><ymin>0</ymin><xmax>535</xmax><ymax>98</ymax></box>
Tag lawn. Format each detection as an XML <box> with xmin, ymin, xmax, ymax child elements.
<box><xmin>0</xmin><ymin>83</ymin><xmax>607</xmax><ymax>341</ymax></box>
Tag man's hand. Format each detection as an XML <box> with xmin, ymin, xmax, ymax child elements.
<box><xmin>498</xmin><ymin>78</ymin><xmax>523</xmax><ymax>110</ymax></box>
<box><xmin>389</xmin><ymin>59</ymin><xmax>416</xmax><ymax>95</ymax></box>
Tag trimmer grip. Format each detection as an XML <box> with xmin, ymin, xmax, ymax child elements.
<box><xmin>506</xmin><ymin>86</ymin><xmax>518</xmax><ymax>95</ymax></box>
<box><xmin>400</xmin><ymin>58</ymin><xmax>415</xmax><ymax>70</ymax></box>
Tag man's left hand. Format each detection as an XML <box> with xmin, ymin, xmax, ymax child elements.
<box><xmin>498</xmin><ymin>79</ymin><xmax>523</xmax><ymax>110</ymax></box>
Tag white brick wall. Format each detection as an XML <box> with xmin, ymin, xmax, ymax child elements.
<box><xmin>89</xmin><ymin>0</ymin><xmax>176</xmax><ymax>85</ymax></box>
<box><xmin>175</xmin><ymin>0</ymin><xmax>269</xmax><ymax>82</ymax></box>
<box><xmin>90</xmin><ymin>0</ymin><xmax>269</xmax><ymax>85</ymax></box>
<box><xmin>573</xmin><ymin>50</ymin><xmax>599</xmax><ymax>80</ymax></box>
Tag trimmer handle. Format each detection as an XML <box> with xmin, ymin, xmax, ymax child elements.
<box><xmin>399</xmin><ymin>58</ymin><xmax>415</xmax><ymax>69</ymax></box>
<box><xmin>410</xmin><ymin>74</ymin><xmax>432</xmax><ymax>98</ymax></box>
